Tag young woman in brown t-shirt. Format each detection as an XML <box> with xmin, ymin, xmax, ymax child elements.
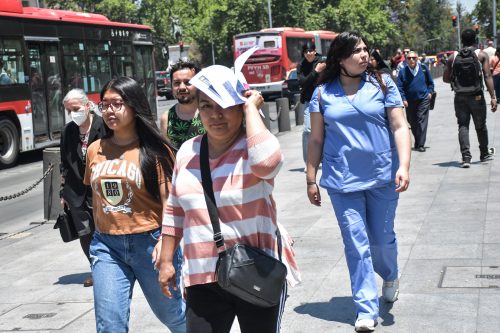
<box><xmin>84</xmin><ymin>77</ymin><xmax>185</xmax><ymax>333</ymax></box>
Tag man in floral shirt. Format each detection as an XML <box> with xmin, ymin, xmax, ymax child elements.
<box><xmin>160</xmin><ymin>60</ymin><xmax>206</xmax><ymax>149</ymax></box>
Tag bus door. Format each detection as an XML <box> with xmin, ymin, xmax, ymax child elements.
<box><xmin>133</xmin><ymin>43</ymin><xmax>156</xmax><ymax>118</ymax></box>
<box><xmin>26</xmin><ymin>40</ymin><xmax>64</xmax><ymax>142</ymax></box>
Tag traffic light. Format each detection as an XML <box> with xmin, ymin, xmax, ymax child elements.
<box><xmin>452</xmin><ymin>15</ymin><xmax>457</xmax><ymax>27</ymax></box>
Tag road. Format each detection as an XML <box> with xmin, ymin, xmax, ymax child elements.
<box><xmin>0</xmin><ymin>97</ymin><xmax>284</xmax><ymax>236</ymax></box>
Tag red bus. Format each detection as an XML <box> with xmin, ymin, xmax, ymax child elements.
<box><xmin>233</xmin><ymin>27</ymin><xmax>336</xmax><ymax>98</ymax></box>
<box><xmin>0</xmin><ymin>0</ymin><xmax>157</xmax><ymax>168</ymax></box>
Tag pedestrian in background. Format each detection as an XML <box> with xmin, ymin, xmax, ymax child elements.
<box><xmin>443</xmin><ymin>29</ymin><xmax>497</xmax><ymax>168</ymax></box>
<box><xmin>60</xmin><ymin>89</ymin><xmax>106</xmax><ymax>287</ymax></box>
<box><xmin>306</xmin><ymin>31</ymin><xmax>411</xmax><ymax>332</ymax></box>
<box><xmin>490</xmin><ymin>46</ymin><xmax>500</xmax><ymax>103</ymax></box>
<box><xmin>483</xmin><ymin>40</ymin><xmax>496</xmax><ymax>59</ymax></box>
<box><xmin>159</xmin><ymin>65</ymin><xmax>299</xmax><ymax>333</ymax></box>
<box><xmin>397</xmin><ymin>51</ymin><xmax>434</xmax><ymax>152</ymax></box>
<box><xmin>84</xmin><ymin>77</ymin><xmax>186</xmax><ymax>333</ymax></box>
<box><xmin>160</xmin><ymin>60</ymin><xmax>205</xmax><ymax>149</ymax></box>
<box><xmin>369</xmin><ymin>49</ymin><xmax>391</xmax><ymax>76</ymax></box>
<box><xmin>297</xmin><ymin>41</ymin><xmax>326</xmax><ymax>167</ymax></box>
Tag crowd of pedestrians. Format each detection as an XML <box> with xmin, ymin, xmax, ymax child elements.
<box><xmin>58</xmin><ymin>28</ymin><xmax>496</xmax><ymax>333</ymax></box>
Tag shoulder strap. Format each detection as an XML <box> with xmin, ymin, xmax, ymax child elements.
<box><xmin>200</xmin><ymin>134</ymin><xmax>226</xmax><ymax>251</ymax></box>
<box><xmin>493</xmin><ymin>57</ymin><xmax>500</xmax><ymax>72</ymax></box>
<box><xmin>199</xmin><ymin>134</ymin><xmax>283</xmax><ymax>259</ymax></box>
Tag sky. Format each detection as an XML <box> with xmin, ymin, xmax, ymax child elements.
<box><xmin>460</xmin><ymin>0</ymin><xmax>478</xmax><ymax>13</ymax></box>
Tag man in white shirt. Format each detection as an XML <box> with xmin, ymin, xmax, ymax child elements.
<box><xmin>484</xmin><ymin>40</ymin><xmax>496</xmax><ymax>58</ymax></box>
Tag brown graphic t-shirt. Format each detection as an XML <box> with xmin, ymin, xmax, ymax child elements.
<box><xmin>83</xmin><ymin>138</ymin><xmax>165</xmax><ymax>235</ymax></box>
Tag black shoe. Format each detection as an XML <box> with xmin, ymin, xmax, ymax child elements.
<box><xmin>417</xmin><ymin>146</ymin><xmax>426</xmax><ymax>152</ymax></box>
<box><xmin>461</xmin><ymin>158</ymin><xmax>471</xmax><ymax>168</ymax></box>
<box><xmin>480</xmin><ymin>147</ymin><xmax>495</xmax><ymax>162</ymax></box>
<box><xmin>83</xmin><ymin>275</ymin><xmax>93</xmax><ymax>287</ymax></box>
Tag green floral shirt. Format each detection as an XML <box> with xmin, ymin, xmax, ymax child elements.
<box><xmin>166</xmin><ymin>105</ymin><xmax>206</xmax><ymax>149</ymax></box>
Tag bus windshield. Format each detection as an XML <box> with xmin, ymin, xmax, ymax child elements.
<box><xmin>233</xmin><ymin>28</ymin><xmax>336</xmax><ymax>99</ymax></box>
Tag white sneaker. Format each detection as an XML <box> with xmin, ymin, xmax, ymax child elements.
<box><xmin>382</xmin><ymin>278</ymin><xmax>399</xmax><ymax>303</ymax></box>
<box><xmin>355</xmin><ymin>318</ymin><xmax>377</xmax><ymax>332</ymax></box>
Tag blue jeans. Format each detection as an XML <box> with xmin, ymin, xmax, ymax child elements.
<box><xmin>328</xmin><ymin>183</ymin><xmax>399</xmax><ymax>320</ymax></box>
<box><xmin>90</xmin><ymin>229</ymin><xmax>186</xmax><ymax>333</ymax></box>
<box><xmin>302</xmin><ymin>101</ymin><xmax>311</xmax><ymax>163</ymax></box>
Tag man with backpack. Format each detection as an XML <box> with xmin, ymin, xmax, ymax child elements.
<box><xmin>443</xmin><ymin>29</ymin><xmax>497</xmax><ymax>168</ymax></box>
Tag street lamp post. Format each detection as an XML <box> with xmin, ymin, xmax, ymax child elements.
<box><xmin>267</xmin><ymin>0</ymin><xmax>273</xmax><ymax>28</ymax></box>
<box><xmin>494</xmin><ymin>0</ymin><xmax>497</xmax><ymax>47</ymax></box>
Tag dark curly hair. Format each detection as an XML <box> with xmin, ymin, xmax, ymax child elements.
<box><xmin>318</xmin><ymin>31</ymin><xmax>387</xmax><ymax>94</ymax></box>
<box><xmin>169</xmin><ymin>60</ymin><xmax>201</xmax><ymax>81</ymax></box>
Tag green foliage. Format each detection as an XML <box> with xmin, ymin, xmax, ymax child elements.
<box><xmin>471</xmin><ymin>0</ymin><xmax>499</xmax><ymax>39</ymax></box>
<box><xmin>96</xmin><ymin>0</ymin><xmax>138</xmax><ymax>23</ymax></box>
<box><xmin>43</xmin><ymin>0</ymin><xmax>462</xmax><ymax>64</ymax></box>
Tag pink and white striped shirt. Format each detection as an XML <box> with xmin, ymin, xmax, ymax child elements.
<box><xmin>162</xmin><ymin>130</ymin><xmax>299</xmax><ymax>287</ymax></box>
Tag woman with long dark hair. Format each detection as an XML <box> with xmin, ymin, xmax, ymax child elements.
<box><xmin>306</xmin><ymin>32</ymin><xmax>411</xmax><ymax>332</ymax></box>
<box><xmin>83</xmin><ymin>77</ymin><xmax>185</xmax><ymax>333</ymax></box>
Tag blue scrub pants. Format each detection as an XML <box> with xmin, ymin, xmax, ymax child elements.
<box><xmin>328</xmin><ymin>183</ymin><xmax>399</xmax><ymax>320</ymax></box>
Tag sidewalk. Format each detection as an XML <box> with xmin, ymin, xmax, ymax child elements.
<box><xmin>0</xmin><ymin>78</ymin><xmax>499</xmax><ymax>332</ymax></box>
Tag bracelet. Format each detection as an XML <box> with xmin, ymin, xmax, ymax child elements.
<box><xmin>306</xmin><ymin>181</ymin><xmax>317</xmax><ymax>186</ymax></box>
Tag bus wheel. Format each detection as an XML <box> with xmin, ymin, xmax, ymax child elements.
<box><xmin>0</xmin><ymin>118</ymin><xmax>19</xmax><ymax>169</ymax></box>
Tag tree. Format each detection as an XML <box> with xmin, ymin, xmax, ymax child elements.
<box><xmin>471</xmin><ymin>0</ymin><xmax>499</xmax><ymax>40</ymax></box>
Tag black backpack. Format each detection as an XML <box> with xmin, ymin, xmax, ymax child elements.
<box><xmin>451</xmin><ymin>47</ymin><xmax>483</xmax><ymax>95</ymax></box>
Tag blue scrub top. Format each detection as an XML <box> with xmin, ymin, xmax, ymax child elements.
<box><xmin>310</xmin><ymin>73</ymin><xmax>403</xmax><ymax>193</ymax></box>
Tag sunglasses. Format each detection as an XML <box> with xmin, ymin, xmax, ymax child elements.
<box><xmin>407</xmin><ymin>57</ymin><xmax>418</xmax><ymax>60</ymax></box>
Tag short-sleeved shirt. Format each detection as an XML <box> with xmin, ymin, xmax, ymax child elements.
<box><xmin>166</xmin><ymin>105</ymin><xmax>206</xmax><ymax>149</ymax></box>
<box><xmin>310</xmin><ymin>73</ymin><xmax>403</xmax><ymax>193</ymax></box>
<box><xmin>83</xmin><ymin>139</ymin><xmax>164</xmax><ymax>234</ymax></box>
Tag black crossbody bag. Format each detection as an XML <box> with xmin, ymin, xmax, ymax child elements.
<box><xmin>199</xmin><ymin>134</ymin><xmax>287</xmax><ymax>307</ymax></box>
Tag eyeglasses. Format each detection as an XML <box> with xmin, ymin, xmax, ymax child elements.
<box><xmin>306</xmin><ymin>49</ymin><xmax>316</xmax><ymax>53</ymax></box>
<box><xmin>407</xmin><ymin>57</ymin><xmax>418</xmax><ymax>60</ymax></box>
<box><xmin>352</xmin><ymin>46</ymin><xmax>369</xmax><ymax>55</ymax></box>
<box><xmin>98</xmin><ymin>101</ymin><xmax>125</xmax><ymax>113</ymax></box>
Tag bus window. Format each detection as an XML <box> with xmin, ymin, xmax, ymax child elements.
<box><xmin>263</xmin><ymin>40</ymin><xmax>276</xmax><ymax>48</ymax></box>
<box><xmin>286</xmin><ymin>37</ymin><xmax>311</xmax><ymax>64</ymax></box>
<box><xmin>62</xmin><ymin>41</ymin><xmax>87</xmax><ymax>91</ymax></box>
<box><xmin>321</xmin><ymin>39</ymin><xmax>333</xmax><ymax>56</ymax></box>
<box><xmin>111</xmin><ymin>42</ymin><xmax>133</xmax><ymax>78</ymax></box>
<box><xmin>0</xmin><ymin>38</ymin><xmax>24</xmax><ymax>85</ymax></box>
<box><xmin>87</xmin><ymin>41</ymin><xmax>111</xmax><ymax>92</ymax></box>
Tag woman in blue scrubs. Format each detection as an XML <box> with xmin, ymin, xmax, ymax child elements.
<box><xmin>306</xmin><ymin>32</ymin><xmax>411</xmax><ymax>332</ymax></box>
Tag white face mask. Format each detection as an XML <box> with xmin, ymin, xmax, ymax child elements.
<box><xmin>71</xmin><ymin>110</ymin><xmax>88</xmax><ymax>126</ymax></box>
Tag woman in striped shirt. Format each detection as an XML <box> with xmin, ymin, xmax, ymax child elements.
<box><xmin>159</xmin><ymin>65</ymin><xmax>297</xmax><ymax>333</ymax></box>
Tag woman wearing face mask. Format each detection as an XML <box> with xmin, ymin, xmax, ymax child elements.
<box><xmin>60</xmin><ymin>88</ymin><xmax>106</xmax><ymax>287</ymax></box>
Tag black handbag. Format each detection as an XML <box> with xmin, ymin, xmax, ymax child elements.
<box><xmin>54</xmin><ymin>206</ymin><xmax>79</xmax><ymax>242</ymax></box>
<box><xmin>429</xmin><ymin>91</ymin><xmax>437</xmax><ymax>110</ymax></box>
<box><xmin>199</xmin><ymin>134</ymin><xmax>287</xmax><ymax>307</ymax></box>
<box><xmin>423</xmin><ymin>65</ymin><xmax>437</xmax><ymax>110</ymax></box>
